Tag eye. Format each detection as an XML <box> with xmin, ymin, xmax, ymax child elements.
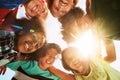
<box><xmin>42</xmin><ymin>9</ymin><xmax>45</xmax><ymax>13</ymax></box>
<box><xmin>41</xmin><ymin>5</ymin><xmax>47</xmax><ymax>14</ymax></box>
<box><xmin>59</xmin><ymin>0</ymin><xmax>68</xmax><ymax>7</ymax></box>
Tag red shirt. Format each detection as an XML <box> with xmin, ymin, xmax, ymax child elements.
<box><xmin>0</xmin><ymin>8</ymin><xmax>11</xmax><ymax>25</ymax></box>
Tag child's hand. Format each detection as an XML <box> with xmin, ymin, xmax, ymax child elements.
<box><xmin>0</xmin><ymin>65</ymin><xmax>7</xmax><ymax>75</ymax></box>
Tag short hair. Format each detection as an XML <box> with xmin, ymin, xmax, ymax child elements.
<box><xmin>37</xmin><ymin>43</ymin><xmax>61</xmax><ymax>60</ymax></box>
<box><xmin>59</xmin><ymin>7</ymin><xmax>84</xmax><ymax>42</ymax></box>
<box><xmin>59</xmin><ymin>7</ymin><xmax>84</xmax><ymax>26</ymax></box>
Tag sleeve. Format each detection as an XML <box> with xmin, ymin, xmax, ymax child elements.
<box><xmin>6</xmin><ymin>60</ymin><xmax>26</xmax><ymax>71</ymax></box>
<box><xmin>0</xmin><ymin>8</ymin><xmax>11</xmax><ymax>25</ymax></box>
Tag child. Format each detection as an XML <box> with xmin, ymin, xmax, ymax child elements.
<box><xmin>59</xmin><ymin>7</ymin><xmax>116</xmax><ymax>63</ymax></box>
<box><xmin>0</xmin><ymin>18</ymin><xmax>45</xmax><ymax>66</ymax></box>
<box><xmin>62</xmin><ymin>47</ymin><xmax>120</xmax><ymax>80</ymax></box>
<box><xmin>0</xmin><ymin>0</ymin><xmax>48</xmax><ymax>25</ymax></box>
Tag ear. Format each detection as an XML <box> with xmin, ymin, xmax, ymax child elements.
<box><xmin>71</xmin><ymin>3</ymin><xmax>75</xmax><ymax>9</ymax></box>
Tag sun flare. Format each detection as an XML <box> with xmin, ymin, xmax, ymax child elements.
<box><xmin>69</xmin><ymin>29</ymin><xmax>100</xmax><ymax>58</ymax></box>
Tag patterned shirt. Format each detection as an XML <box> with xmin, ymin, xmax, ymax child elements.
<box><xmin>0</xmin><ymin>30</ymin><xmax>17</xmax><ymax>66</ymax></box>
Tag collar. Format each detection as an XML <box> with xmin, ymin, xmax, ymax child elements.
<box><xmin>16</xmin><ymin>4</ymin><xmax>31</xmax><ymax>19</ymax></box>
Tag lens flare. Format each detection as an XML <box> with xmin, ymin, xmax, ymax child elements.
<box><xmin>69</xmin><ymin>29</ymin><xmax>100</xmax><ymax>58</ymax></box>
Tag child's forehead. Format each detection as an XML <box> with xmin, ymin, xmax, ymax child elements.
<box><xmin>63</xmin><ymin>52</ymin><xmax>78</xmax><ymax>63</ymax></box>
<box><xmin>63</xmin><ymin>50</ymin><xmax>74</xmax><ymax>58</ymax></box>
<box><xmin>46</xmin><ymin>48</ymin><xmax>58</xmax><ymax>54</ymax></box>
<box><xmin>63</xmin><ymin>47</ymin><xmax>81</xmax><ymax>57</ymax></box>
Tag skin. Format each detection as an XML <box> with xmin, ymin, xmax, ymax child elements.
<box><xmin>0</xmin><ymin>65</ymin><xmax>6</xmax><ymax>75</ymax></box>
<box><xmin>17</xmin><ymin>32</ymin><xmax>45</xmax><ymax>54</ymax></box>
<box><xmin>62</xmin><ymin>47</ymin><xmax>90</xmax><ymax>76</ymax></box>
<box><xmin>24</xmin><ymin>0</ymin><xmax>47</xmax><ymax>18</ymax></box>
<box><xmin>49</xmin><ymin>0</ymin><xmax>74</xmax><ymax>18</ymax></box>
<box><xmin>38</xmin><ymin>48</ymin><xmax>59</xmax><ymax>70</ymax></box>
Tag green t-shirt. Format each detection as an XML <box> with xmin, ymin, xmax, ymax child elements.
<box><xmin>7</xmin><ymin>60</ymin><xmax>60</xmax><ymax>80</ymax></box>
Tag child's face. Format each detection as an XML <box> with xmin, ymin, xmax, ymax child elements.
<box><xmin>50</xmin><ymin>0</ymin><xmax>74</xmax><ymax>18</ymax></box>
<box><xmin>17</xmin><ymin>32</ymin><xmax>45</xmax><ymax>53</ymax></box>
<box><xmin>25</xmin><ymin>0</ymin><xmax>47</xmax><ymax>18</ymax></box>
<box><xmin>39</xmin><ymin>48</ymin><xmax>59</xmax><ymax>70</ymax></box>
<box><xmin>62</xmin><ymin>48</ymin><xmax>90</xmax><ymax>75</ymax></box>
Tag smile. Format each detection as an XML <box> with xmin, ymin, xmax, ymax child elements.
<box><xmin>46</xmin><ymin>61</ymin><xmax>51</xmax><ymax>64</ymax></box>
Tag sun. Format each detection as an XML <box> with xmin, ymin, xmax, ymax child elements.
<box><xmin>69</xmin><ymin>29</ymin><xmax>101</xmax><ymax>58</ymax></box>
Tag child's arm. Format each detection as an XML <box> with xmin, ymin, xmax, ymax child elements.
<box><xmin>104</xmin><ymin>40</ymin><xmax>116</xmax><ymax>63</ymax></box>
<box><xmin>86</xmin><ymin>0</ymin><xmax>92</xmax><ymax>15</ymax></box>
<box><xmin>48</xmin><ymin>66</ymin><xmax>75</xmax><ymax>80</ymax></box>
<box><xmin>0</xmin><ymin>65</ymin><xmax>7</xmax><ymax>75</ymax></box>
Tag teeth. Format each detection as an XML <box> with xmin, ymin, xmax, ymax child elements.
<box><xmin>47</xmin><ymin>61</ymin><xmax>50</xmax><ymax>64</ymax></box>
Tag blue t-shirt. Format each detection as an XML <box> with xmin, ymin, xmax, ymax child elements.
<box><xmin>0</xmin><ymin>0</ymin><xmax>25</xmax><ymax>9</ymax></box>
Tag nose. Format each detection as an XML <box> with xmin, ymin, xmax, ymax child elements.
<box><xmin>55</xmin><ymin>4</ymin><xmax>65</xmax><ymax>11</ymax></box>
<box><xmin>27</xmin><ymin>41</ymin><xmax>38</xmax><ymax>51</ymax></box>
<box><xmin>58</xmin><ymin>5</ymin><xmax>63</xmax><ymax>12</ymax></box>
<box><xmin>55</xmin><ymin>6</ymin><xmax>59</xmax><ymax>11</ymax></box>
